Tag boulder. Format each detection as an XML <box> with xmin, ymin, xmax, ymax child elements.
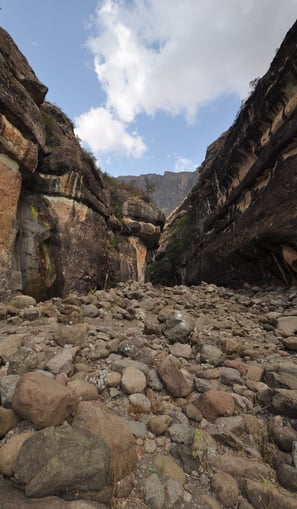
<box><xmin>14</xmin><ymin>424</ymin><xmax>110</xmax><ymax>498</ymax></box>
<box><xmin>12</xmin><ymin>371</ymin><xmax>78</xmax><ymax>428</ymax></box>
<box><xmin>72</xmin><ymin>400</ymin><xmax>137</xmax><ymax>482</ymax></box>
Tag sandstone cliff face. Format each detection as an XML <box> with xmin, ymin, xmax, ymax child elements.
<box><xmin>0</xmin><ymin>28</ymin><xmax>165</xmax><ymax>300</ymax></box>
<box><xmin>119</xmin><ymin>169</ymin><xmax>199</xmax><ymax>217</ymax></box>
<box><xmin>150</xmin><ymin>21</ymin><xmax>297</xmax><ymax>288</ymax></box>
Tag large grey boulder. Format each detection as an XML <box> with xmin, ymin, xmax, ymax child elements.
<box><xmin>14</xmin><ymin>424</ymin><xmax>110</xmax><ymax>499</ymax></box>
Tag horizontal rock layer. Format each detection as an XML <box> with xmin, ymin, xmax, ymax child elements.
<box><xmin>0</xmin><ymin>28</ymin><xmax>165</xmax><ymax>300</ymax></box>
<box><xmin>151</xmin><ymin>20</ymin><xmax>297</xmax><ymax>288</ymax></box>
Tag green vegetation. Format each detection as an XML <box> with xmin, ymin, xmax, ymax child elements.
<box><xmin>42</xmin><ymin>111</ymin><xmax>57</xmax><ymax>148</ymax></box>
<box><xmin>147</xmin><ymin>210</ymin><xmax>193</xmax><ymax>285</ymax></box>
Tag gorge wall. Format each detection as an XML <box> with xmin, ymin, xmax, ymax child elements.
<box><xmin>118</xmin><ymin>169</ymin><xmax>199</xmax><ymax>217</ymax></box>
<box><xmin>150</xmin><ymin>20</ymin><xmax>297</xmax><ymax>288</ymax></box>
<box><xmin>0</xmin><ymin>28</ymin><xmax>165</xmax><ymax>301</ymax></box>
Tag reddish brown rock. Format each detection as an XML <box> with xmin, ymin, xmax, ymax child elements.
<box><xmin>12</xmin><ymin>371</ymin><xmax>78</xmax><ymax>428</ymax></box>
<box><xmin>195</xmin><ymin>390</ymin><xmax>234</xmax><ymax>421</ymax></box>
<box><xmin>157</xmin><ymin>356</ymin><xmax>192</xmax><ymax>398</ymax></box>
<box><xmin>0</xmin><ymin>407</ymin><xmax>19</xmax><ymax>437</ymax></box>
<box><xmin>211</xmin><ymin>472</ymin><xmax>240</xmax><ymax>508</ymax></box>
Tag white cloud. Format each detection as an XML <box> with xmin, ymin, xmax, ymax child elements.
<box><xmin>74</xmin><ymin>106</ymin><xmax>146</xmax><ymax>158</ymax></box>
<box><xmin>174</xmin><ymin>156</ymin><xmax>195</xmax><ymax>172</ymax></box>
<box><xmin>76</xmin><ymin>0</ymin><xmax>297</xmax><ymax>158</ymax></box>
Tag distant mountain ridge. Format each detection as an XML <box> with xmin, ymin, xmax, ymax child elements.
<box><xmin>118</xmin><ymin>169</ymin><xmax>199</xmax><ymax>216</ymax></box>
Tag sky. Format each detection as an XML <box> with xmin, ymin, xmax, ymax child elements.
<box><xmin>1</xmin><ymin>1</ymin><xmax>297</xmax><ymax>177</ymax></box>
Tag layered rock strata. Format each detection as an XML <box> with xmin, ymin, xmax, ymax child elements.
<box><xmin>0</xmin><ymin>28</ymin><xmax>164</xmax><ymax>300</ymax></box>
<box><xmin>150</xmin><ymin>20</ymin><xmax>297</xmax><ymax>288</ymax></box>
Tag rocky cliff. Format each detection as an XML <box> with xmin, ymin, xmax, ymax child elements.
<box><xmin>119</xmin><ymin>169</ymin><xmax>199</xmax><ymax>217</ymax></box>
<box><xmin>150</xmin><ymin>20</ymin><xmax>297</xmax><ymax>288</ymax></box>
<box><xmin>0</xmin><ymin>28</ymin><xmax>165</xmax><ymax>301</ymax></box>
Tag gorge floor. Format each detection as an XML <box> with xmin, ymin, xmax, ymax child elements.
<box><xmin>1</xmin><ymin>281</ymin><xmax>297</xmax><ymax>508</ymax></box>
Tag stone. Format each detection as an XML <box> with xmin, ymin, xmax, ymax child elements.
<box><xmin>224</xmin><ymin>359</ymin><xmax>248</xmax><ymax>376</ymax></box>
<box><xmin>207</xmin><ymin>452</ymin><xmax>274</xmax><ymax>480</ymax></box>
<box><xmin>200</xmin><ymin>345</ymin><xmax>224</xmax><ymax>366</ymax></box>
<box><xmin>14</xmin><ymin>424</ymin><xmax>110</xmax><ymax>498</ymax></box>
<box><xmin>277</xmin><ymin>463</ymin><xmax>297</xmax><ymax>490</ymax></box>
<box><xmin>0</xmin><ymin>374</ymin><xmax>20</xmax><ymax>407</ymax></box>
<box><xmin>128</xmin><ymin>420</ymin><xmax>147</xmax><ymax>438</ymax></box>
<box><xmin>277</xmin><ymin>316</ymin><xmax>297</xmax><ymax>335</ymax></box>
<box><xmin>73</xmin><ymin>400</ymin><xmax>137</xmax><ymax>482</ymax></box>
<box><xmin>197</xmin><ymin>494</ymin><xmax>221</xmax><ymax>509</ymax></box>
<box><xmin>265</xmin><ymin>363</ymin><xmax>297</xmax><ymax>390</ymax></box>
<box><xmin>221</xmin><ymin>338</ymin><xmax>240</xmax><ymax>354</ymax></box>
<box><xmin>147</xmin><ymin>368</ymin><xmax>163</xmax><ymax>391</ymax></box>
<box><xmin>220</xmin><ymin>366</ymin><xmax>242</xmax><ymax>385</ymax></box>
<box><xmin>106</xmin><ymin>371</ymin><xmax>121</xmax><ymax>387</ymax></box>
<box><xmin>0</xmin><ymin>407</ymin><xmax>19</xmax><ymax>437</ymax></box>
<box><xmin>11</xmin><ymin>295</ymin><xmax>36</xmax><ymax>309</ymax></box>
<box><xmin>144</xmin><ymin>439</ymin><xmax>157</xmax><ymax>454</ymax></box>
<box><xmin>157</xmin><ymin>356</ymin><xmax>192</xmax><ymax>398</ymax></box>
<box><xmin>118</xmin><ymin>338</ymin><xmax>153</xmax><ymax>365</ymax></box>
<box><xmin>128</xmin><ymin>393</ymin><xmax>151</xmax><ymax>413</ymax></box>
<box><xmin>45</xmin><ymin>346</ymin><xmax>78</xmax><ymax>375</ymax></box>
<box><xmin>154</xmin><ymin>454</ymin><xmax>186</xmax><ymax>485</ymax></box>
<box><xmin>214</xmin><ymin>416</ymin><xmax>246</xmax><ymax>435</ymax></box>
<box><xmin>211</xmin><ymin>472</ymin><xmax>240</xmax><ymax>508</ymax></box>
<box><xmin>7</xmin><ymin>347</ymin><xmax>38</xmax><ymax>375</ymax></box>
<box><xmin>0</xmin><ymin>480</ymin><xmax>108</xmax><ymax>508</ymax></box>
<box><xmin>23</xmin><ymin>307</ymin><xmax>40</xmax><ymax>321</ymax></box>
<box><xmin>12</xmin><ymin>371</ymin><xmax>79</xmax><ymax>428</ymax></box>
<box><xmin>147</xmin><ymin>415</ymin><xmax>173</xmax><ymax>436</ymax></box>
<box><xmin>169</xmin><ymin>342</ymin><xmax>192</xmax><ymax>359</ymax></box>
<box><xmin>270</xmin><ymin>389</ymin><xmax>297</xmax><ymax>417</ymax></box>
<box><xmin>246</xmin><ymin>364</ymin><xmax>264</xmax><ymax>382</ymax></box>
<box><xmin>168</xmin><ymin>424</ymin><xmax>194</xmax><ymax>445</ymax></box>
<box><xmin>161</xmin><ymin>310</ymin><xmax>195</xmax><ymax>343</ymax></box>
<box><xmin>144</xmin><ymin>316</ymin><xmax>162</xmax><ymax>336</ymax></box>
<box><xmin>195</xmin><ymin>390</ymin><xmax>235</xmax><ymax>421</ymax></box>
<box><xmin>57</xmin><ymin>323</ymin><xmax>90</xmax><ymax>347</ymax></box>
<box><xmin>241</xmin><ymin>479</ymin><xmax>296</xmax><ymax>509</ymax></box>
<box><xmin>121</xmin><ymin>366</ymin><xmax>147</xmax><ymax>394</ymax></box>
<box><xmin>0</xmin><ymin>432</ymin><xmax>34</xmax><ymax>476</ymax></box>
<box><xmin>67</xmin><ymin>379</ymin><xmax>98</xmax><ymax>401</ymax></box>
<box><xmin>143</xmin><ymin>473</ymin><xmax>165</xmax><ymax>509</ymax></box>
<box><xmin>81</xmin><ymin>304</ymin><xmax>99</xmax><ymax>318</ymax></box>
<box><xmin>268</xmin><ymin>417</ymin><xmax>297</xmax><ymax>452</ymax></box>
<box><xmin>192</xmin><ymin>429</ymin><xmax>217</xmax><ymax>454</ymax></box>
<box><xmin>282</xmin><ymin>336</ymin><xmax>297</xmax><ymax>351</ymax></box>
<box><xmin>183</xmin><ymin>403</ymin><xmax>203</xmax><ymax>422</ymax></box>
<box><xmin>0</xmin><ymin>336</ymin><xmax>23</xmax><ymax>364</ymax></box>
<box><xmin>164</xmin><ymin>478</ymin><xmax>184</xmax><ymax>508</ymax></box>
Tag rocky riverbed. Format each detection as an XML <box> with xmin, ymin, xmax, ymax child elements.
<box><xmin>1</xmin><ymin>281</ymin><xmax>297</xmax><ymax>508</ymax></box>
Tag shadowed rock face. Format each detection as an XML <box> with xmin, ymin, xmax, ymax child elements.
<box><xmin>150</xmin><ymin>20</ymin><xmax>297</xmax><ymax>288</ymax></box>
<box><xmin>0</xmin><ymin>28</ymin><xmax>165</xmax><ymax>300</ymax></box>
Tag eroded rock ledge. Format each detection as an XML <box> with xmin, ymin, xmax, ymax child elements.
<box><xmin>0</xmin><ymin>28</ymin><xmax>165</xmax><ymax>301</ymax></box>
<box><xmin>150</xmin><ymin>20</ymin><xmax>297</xmax><ymax>288</ymax></box>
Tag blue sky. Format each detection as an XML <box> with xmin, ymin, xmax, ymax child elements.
<box><xmin>1</xmin><ymin>1</ymin><xmax>297</xmax><ymax>177</ymax></box>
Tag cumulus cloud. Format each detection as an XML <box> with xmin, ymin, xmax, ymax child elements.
<box><xmin>76</xmin><ymin>0</ymin><xmax>297</xmax><ymax>157</ymax></box>
<box><xmin>75</xmin><ymin>106</ymin><xmax>146</xmax><ymax>157</ymax></box>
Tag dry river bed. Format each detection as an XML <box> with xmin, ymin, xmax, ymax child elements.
<box><xmin>1</xmin><ymin>281</ymin><xmax>297</xmax><ymax>508</ymax></box>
